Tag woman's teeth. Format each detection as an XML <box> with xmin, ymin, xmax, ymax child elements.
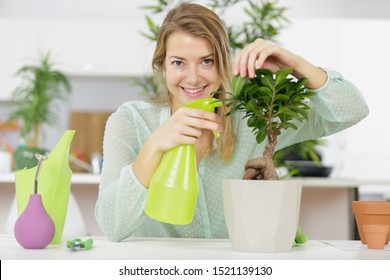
<box><xmin>183</xmin><ymin>87</ymin><xmax>204</xmax><ymax>94</ymax></box>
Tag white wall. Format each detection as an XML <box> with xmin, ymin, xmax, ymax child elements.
<box><xmin>1</xmin><ymin>0</ymin><xmax>390</xmax><ymax>19</ymax></box>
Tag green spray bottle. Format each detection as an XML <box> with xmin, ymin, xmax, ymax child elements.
<box><xmin>144</xmin><ymin>97</ymin><xmax>222</xmax><ymax>225</ymax></box>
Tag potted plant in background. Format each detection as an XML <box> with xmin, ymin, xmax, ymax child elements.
<box><xmin>6</xmin><ymin>51</ymin><xmax>71</xmax><ymax>170</ymax></box>
<box><xmin>274</xmin><ymin>138</ymin><xmax>331</xmax><ymax>178</ymax></box>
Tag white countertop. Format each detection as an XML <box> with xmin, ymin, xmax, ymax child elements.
<box><xmin>1</xmin><ymin>172</ymin><xmax>390</xmax><ymax>186</ymax></box>
<box><xmin>1</xmin><ymin>235</ymin><xmax>389</xmax><ymax>260</ymax></box>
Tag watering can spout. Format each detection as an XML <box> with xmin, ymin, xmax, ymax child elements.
<box><xmin>48</xmin><ymin>130</ymin><xmax>76</xmax><ymax>167</ymax></box>
<box><xmin>15</xmin><ymin>130</ymin><xmax>76</xmax><ymax>244</ymax></box>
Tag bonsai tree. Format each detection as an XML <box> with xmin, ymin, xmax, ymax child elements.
<box><xmin>7</xmin><ymin>51</ymin><xmax>71</xmax><ymax>149</ymax></box>
<box><xmin>226</xmin><ymin>68</ymin><xmax>315</xmax><ymax>180</ymax></box>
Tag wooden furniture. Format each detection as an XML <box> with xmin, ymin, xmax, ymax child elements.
<box><xmin>69</xmin><ymin>111</ymin><xmax>111</xmax><ymax>172</ymax></box>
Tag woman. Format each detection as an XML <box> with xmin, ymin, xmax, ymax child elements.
<box><xmin>95</xmin><ymin>2</ymin><xmax>369</xmax><ymax>241</ymax></box>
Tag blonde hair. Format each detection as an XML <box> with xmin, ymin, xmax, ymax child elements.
<box><xmin>151</xmin><ymin>2</ymin><xmax>236</xmax><ymax>161</ymax></box>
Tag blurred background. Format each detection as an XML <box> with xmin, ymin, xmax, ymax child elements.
<box><xmin>0</xmin><ymin>0</ymin><xmax>389</xmax><ymax>180</ymax></box>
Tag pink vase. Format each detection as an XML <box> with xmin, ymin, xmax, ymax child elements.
<box><xmin>14</xmin><ymin>194</ymin><xmax>55</xmax><ymax>249</ymax></box>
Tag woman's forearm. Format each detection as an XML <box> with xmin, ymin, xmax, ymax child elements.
<box><xmin>292</xmin><ymin>56</ymin><xmax>328</xmax><ymax>89</ymax></box>
<box><xmin>132</xmin><ymin>136</ymin><xmax>165</xmax><ymax>189</ymax></box>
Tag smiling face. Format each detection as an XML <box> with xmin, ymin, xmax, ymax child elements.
<box><xmin>164</xmin><ymin>32</ymin><xmax>222</xmax><ymax>112</ymax></box>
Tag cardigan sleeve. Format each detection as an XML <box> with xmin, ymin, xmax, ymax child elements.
<box><xmin>274</xmin><ymin>69</ymin><xmax>369</xmax><ymax>151</ymax></box>
<box><xmin>95</xmin><ymin>102</ymin><xmax>157</xmax><ymax>241</ymax></box>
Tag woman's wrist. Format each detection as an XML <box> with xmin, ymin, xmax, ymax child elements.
<box><xmin>292</xmin><ymin>57</ymin><xmax>327</xmax><ymax>89</ymax></box>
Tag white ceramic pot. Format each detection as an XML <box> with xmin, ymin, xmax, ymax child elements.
<box><xmin>222</xmin><ymin>179</ymin><xmax>302</xmax><ymax>253</ymax></box>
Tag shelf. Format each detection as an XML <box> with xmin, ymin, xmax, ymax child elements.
<box><xmin>0</xmin><ymin>172</ymin><xmax>100</xmax><ymax>185</ymax></box>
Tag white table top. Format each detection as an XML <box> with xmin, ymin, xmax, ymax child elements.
<box><xmin>1</xmin><ymin>235</ymin><xmax>389</xmax><ymax>260</ymax></box>
<box><xmin>1</xmin><ymin>172</ymin><xmax>390</xmax><ymax>187</ymax></box>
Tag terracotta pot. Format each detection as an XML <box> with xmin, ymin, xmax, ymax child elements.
<box><xmin>222</xmin><ymin>180</ymin><xmax>302</xmax><ymax>253</ymax></box>
<box><xmin>352</xmin><ymin>201</ymin><xmax>390</xmax><ymax>244</ymax></box>
<box><xmin>363</xmin><ymin>224</ymin><xmax>389</xmax><ymax>249</ymax></box>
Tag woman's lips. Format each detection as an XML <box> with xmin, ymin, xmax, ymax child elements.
<box><xmin>181</xmin><ymin>86</ymin><xmax>207</xmax><ymax>97</ymax></box>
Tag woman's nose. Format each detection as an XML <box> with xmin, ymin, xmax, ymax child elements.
<box><xmin>186</xmin><ymin>66</ymin><xmax>201</xmax><ymax>84</ymax></box>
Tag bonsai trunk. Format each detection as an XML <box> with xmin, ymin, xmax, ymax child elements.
<box><xmin>243</xmin><ymin>140</ymin><xmax>278</xmax><ymax>180</ymax></box>
<box><xmin>262</xmin><ymin>142</ymin><xmax>278</xmax><ymax>180</ymax></box>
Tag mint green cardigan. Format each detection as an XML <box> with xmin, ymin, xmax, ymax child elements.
<box><xmin>95</xmin><ymin>70</ymin><xmax>369</xmax><ymax>241</ymax></box>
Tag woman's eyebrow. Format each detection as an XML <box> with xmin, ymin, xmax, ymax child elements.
<box><xmin>168</xmin><ymin>55</ymin><xmax>185</xmax><ymax>60</ymax></box>
<box><xmin>168</xmin><ymin>53</ymin><xmax>214</xmax><ymax>60</ymax></box>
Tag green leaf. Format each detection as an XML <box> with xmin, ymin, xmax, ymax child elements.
<box><xmin>282</xmin><ymin>122</ymin><xmax>298</xmax><ymax>130</ymax></box>
<box><xmin>274</xmin><ymin>94</ymin><xmax>289</xmax><ymax>102</ymax></box>
<box><xmin>278</xmin><ymin>107</ymin><xmax>299</xmax><ymax>119</ymax></box>
<box><xmin>308</xmin><ymin>149</ymin><xmax>322</xmax><ymax>166</ymax></box>
<box><xmin>255</xmin><ymin>131</ymin><xmax>267</xmax><ymax>144</ymax></box>
<box><xmin>292</xmin><ymin>106</ymin><xmax>309</xmax><ymax>119</ymax></box>
<box><xmin>255</xmin><ymin>68</ymin><xmax>273</xmax><ymax>77</ymax></box>
<box><xmin>244</xmin><ymin>83</ymin><xmax>259</xmax><ymax>96</ymax></box>
<box><xmin>275</xmin><ymin>68</ymin><xmax>292</xmax><ymax>85</ymax></box>
<box><xmin>260</xmin><ymin>75</ymin><xmax>274</xmax><ymax>89</ymax></box>
<box><xmin>258</xmin><ymin>86</ymin><xmax>273</xmax><ymax>97</ymax></box>
<box><xmin>245</xmin><ymin>99</ymin><xmax>258</xmax><ymax>113</ymax></box>
<box><xmin>231</xmin><ymin>75</ymin><xmax>247</xmax><ymax>96</ymax></box>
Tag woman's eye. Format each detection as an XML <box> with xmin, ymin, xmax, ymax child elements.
<box><xmin>172</xmin><ymin>61</ymin><xmax>183</xmax><ymax>67</ymax></box>
<box><xmin>203</xmin><ymin>58</ymin><xmax>213</xmax><ymax>65</ymax></box>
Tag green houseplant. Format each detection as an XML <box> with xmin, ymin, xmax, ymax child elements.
<box><xmin>221</xmin><ymin>68</ymin><xmax>312</xmax><ymax>252</ymax></box>
<box><xmin>7</xmin><ymin>51</ymin><xmax>71</xmax><ymax>169</ymax></box>
<box><xmin>227</xmin><ymin>68</ymin><xmax>316</xmax><ymax>180</ymax></box>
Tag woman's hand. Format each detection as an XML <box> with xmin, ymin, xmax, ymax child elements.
<box><xmin>152</xmin><ymin>107</ymin><xmax>222</xmax><ymax>153</ymax></box>
<box><xmin>233</xmin><ymin>38</ymin><xmax>327</xmax><ymax>89</ymax></box>
<box><xmin>133</xmin><ymin>107</ymin><xmax>222</xmax><ymax>188</ymax></box>
<box><xmin>233</xmin><ymin>39</ymin><xmax>299</xmax><ymax>78</ymax></box>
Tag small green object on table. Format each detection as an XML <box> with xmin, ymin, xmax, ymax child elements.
<box><xmin>67</xmin><ymin>238</ymin><xmax>93</xmax><ymax>251</ymax></box>
<box><xmin>293</xmin><ymin>227</ymin><xmax>308</xmax><ymax>247</ymax></box>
